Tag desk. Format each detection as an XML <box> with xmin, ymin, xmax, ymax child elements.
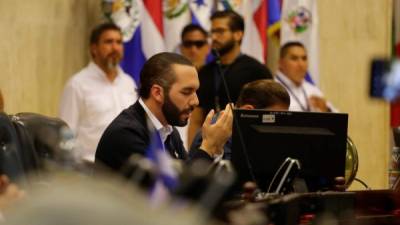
<box><xmin>258</xmin><ymin>190</ymin><xmax>400</xmax><ymax>225</ymax></box>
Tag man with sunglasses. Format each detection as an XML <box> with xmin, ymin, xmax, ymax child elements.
<box><xmin>188</xmin><ymin>10</ymin><xmax>273</xmax><ymax>146</ymax></box>
<box><xmin>180</xmin><ymin>24</ymin><xmax>210</xmax><ymax>71</ymax></box>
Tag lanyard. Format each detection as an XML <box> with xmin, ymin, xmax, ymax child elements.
<box><xmin>276</xmin><ymin>75</ymin><xmax>310</xmax><ymax>112</ymax></box>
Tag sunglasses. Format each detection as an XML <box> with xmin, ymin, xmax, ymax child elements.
<box><xmin>182</xmin><ymin>40</ymin><xmax>207</xmax><ymax>48</ymax></box>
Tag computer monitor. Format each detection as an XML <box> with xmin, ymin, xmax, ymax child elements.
<box><xmin>231</xmin><ymin>109</ymin><xmax>348</xmax><ymax>192</ymax></box>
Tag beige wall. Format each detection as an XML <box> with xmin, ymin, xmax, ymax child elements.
<box><xmin>319</xmin><ymin>0</ymin><xmax>392</xmax><ymax>189</ymax></box>
<box><xmin>0</xmin><ymin>0</ymin><xmax>103</xmax><ymax>116</ymax></box>
<box><xmin>0</xmin><ymin>0</ymin><xmax>393</xmax><ymax>189</ymax></box>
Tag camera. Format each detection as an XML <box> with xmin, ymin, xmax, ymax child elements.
<box><xmin>370</xmin><ymin>58</ymin><xmax>400</xmax><ymax>102</ymax></box>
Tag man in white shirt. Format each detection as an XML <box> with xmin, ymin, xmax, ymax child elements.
<box><xmin>59</xmin><ymin>23</ymin><xmax>137</xmax><ymax>162</ymax></box>
<box><xmin>275</xmin><ymin>41</ymin><xmax>336</xmax><ymax>112</ymax></box>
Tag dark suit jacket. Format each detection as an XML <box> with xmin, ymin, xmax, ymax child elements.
<box><xmin>95</xmin><ymin>101</ymin><xmax>211</xmax><ymax>171</ymax></box>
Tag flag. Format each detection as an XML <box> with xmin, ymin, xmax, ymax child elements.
<box><xmin>219</xmin><ymin>0</ymin><xmax>267</xmax><ymax>63</ymax></box>
<box><xmin>266</xmin><ymin>0</ymin><xmax>282</xmax><ymax>61</ymax></box>
<box><xmin>189</xmin><ymin>0</ymin><xmax>213</xmax><ymax>31</ymax></box>
<box><xmin>280</xmin><ymin>0</ymin><xmax>319</xmax><ymax>85</ymax></box>
<box><xmin>145</xmin><ymin>122</ymin><xmax>178</xmax><ymax>205</ymax></box>
<box><xmin>189</xmin><ymin>0</ymin><xmax>214</xmax><ymax>64</ymax></box>
<box><xmin>163</xmin><ymin>0</ymin><xmax>214</xmax><ymax>52</ymax></box>
<box><xmin>105</xmin><ymin>0</ymin><xmax>165</xmax><ymax>83</ymax></box>
<box><xmin>267</xmin><ymin>0</ymin><xmax>281</xmax><ymax>38</ymax></box>
<box><xmin>164</xmin><ymin>2</ymin><xmax>191</xmax><ymax>52</ymax></box>
<box><xmin>391</xmin><ymin>0</ymin><xmax>400</xmax><ymax>127</ymax></box>
<box><xmin>395</xmin><ymin>0</ymin><xmax>400</xmax><ymax>58</ymax></box>
<box><xmin>105</xmin><ymin>0</ymin><xmax>269</xmax><ymax>79</ymax></box>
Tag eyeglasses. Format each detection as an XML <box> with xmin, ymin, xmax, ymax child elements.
<box><xmin>182</xmin><ymin>40</ymin><xmax>208</xmax><ymax>48</ymax></box>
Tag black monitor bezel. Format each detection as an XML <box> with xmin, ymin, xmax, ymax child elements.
<box><xmin>231</xmin><ymin>109</ymin><xmax>348</xmax><ymax>192</ymax></box>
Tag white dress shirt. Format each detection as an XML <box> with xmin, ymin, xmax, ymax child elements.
<box><xmin>59</xmin><ymin>62</ymin><xmax>137</xmax><ymax>162</ymax></box>
<box><xmin>275</xmin><ymin>71</ymin><xmax>337</xmax><ymax>112</ymax></box>
<box><xmin>138</xmin><ymin>98</ymin><xmax>173</xmax><ymax>151</ymax></box>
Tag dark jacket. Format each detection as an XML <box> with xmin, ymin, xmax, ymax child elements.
<box><xmin>95</xmin><ymin>101</ymin><xmax>211</xmax><ymax>171</ymax></box>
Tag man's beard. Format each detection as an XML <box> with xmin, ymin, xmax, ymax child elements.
<box><xmin>214</xmin><ymin>38</ymin><xmax>235</xmax><ymax>56</ymax></box>
<box><xmin>107</xmin><ymin>60</ymin><xmax>118</xmax><ymax>70</ymax></box>
<box><xmin>162</xmin><ymin>94</ymin><xmax>193</xmax><ymax>127</ymax></box>
<box><xmin>105</xmin><ymin>52</ymin><xmax>122</xmax><ymax>70</ymax></box>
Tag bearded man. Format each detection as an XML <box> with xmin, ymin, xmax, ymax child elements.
<box><xmin>59</xmin><ymin>23</ymin><xmax>137</xmax><ymax>162</ymax></box>
<box><xmin>188</xmin><ymin>10</ymin><xmax>272</xmax><ymax>147</ymax></box>
<box><xmin>95</xmin><ymin>52</ymin><xmax>233</xmax><ymax>171</ymax></box>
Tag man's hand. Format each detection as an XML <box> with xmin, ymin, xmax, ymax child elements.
<box><xmin>309</xmin><ymin>95</ymin><xmax>329</xmax><ymax>112</ymax></box>
<box><xmin>200</xmin><ymin>104</ymin><xmax>233</xmax><ymax>157</ymax></box>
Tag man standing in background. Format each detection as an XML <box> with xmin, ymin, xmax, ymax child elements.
<box><xmin>188</xmin><ymin>10</ymin><xmax>272</xmax><ymax>146</ymax></box>
<box><xmin>60</xmin><ymin>23</ymin><xmax>137</xmax><ymax>162</ymax></box>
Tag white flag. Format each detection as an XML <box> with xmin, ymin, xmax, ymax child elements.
<box><xmin>163</xmin><ymin>1</ymin><xmax>191</xmax><ymax>52</ymax></box>
<box><xmin>280</xmin><ymin>0</ymin><xmax>319</xmax><ymax>85</ymax></box>
<box><xmin>218</xmin><ymin>0</ymin><xmax>267</xmax><ymax>63</ymax></box>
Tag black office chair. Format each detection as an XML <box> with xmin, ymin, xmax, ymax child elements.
<box><xmin>0</xmin><ymin>112</ymin><xmax>76</xmax><ymax>182</ymax></box>
<box><xmin>13</xmin><ymin>112</ymin><xmax>73</xmax><ymax>165</ymax></box>
<box><xmin>0</xmin><ymin>112</ymin><xmax>28</xmax><ymax>181</ymax></box>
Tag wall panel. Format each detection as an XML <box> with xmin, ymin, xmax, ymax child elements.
<box><xmin>0</xmin><ymin>0</ymin><xmax>103</xmax><ymax>116</ymax></box>
<box><xmin>318</xmin><ymin>0</ymin><xmax>391</xmax><ymax>189</ymax></box>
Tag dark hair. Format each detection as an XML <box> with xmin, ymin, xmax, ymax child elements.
<box><xmin>236</xmin><ymin>80</ymin><xmax>290</xmax><ymax>109</ymax></box>
<box><xmin>181</xmin><ymin>24</ymin><xmax>208</xmax><ymax>41</ymax></box>
<box><xmin>210</xmin><ymin>10</ymin><xmax>244</xmax><ymax>32</ymax></box>
<box><xmin>139</xmin><ymin>52</ymin><xmax>194</xmax><ymax>99</ymax></box>
<box><xmin>280</xmin><ymin>41</ymin><xmax>306</xmax><ymax>58</ymax></box>
<box><xmin>90</xmin><ymin>22</ymin><xmax>122</xmax><ymax>44</ymax></box>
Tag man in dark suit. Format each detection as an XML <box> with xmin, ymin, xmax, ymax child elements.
<box><xmin>95</xmin><ymin>52</ymin><xmax>233</xmax><ymax>171</ymax></box>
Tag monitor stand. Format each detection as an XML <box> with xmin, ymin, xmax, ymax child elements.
<box><xmin>256</xmin><ymin>158</ymin><xmax>305</xmax><ymax>200</ymax></box>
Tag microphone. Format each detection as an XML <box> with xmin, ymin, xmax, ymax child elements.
<box><xmin>211</xmin><ymin>49</ymin><xmax>233</xmax><ymax>106</ymax></box>
<box><xmin>211</xmin><ymin>49</ymin><xmax>258</xmax><ymax>189</ymax></box>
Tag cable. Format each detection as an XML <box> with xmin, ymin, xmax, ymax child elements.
<box><xmin>266</xmin><ymin>157</ymin><xmax>301</xmax><ymax>194</ymax></box>
<box><xmin>211</xmin><ymin>49</ymin><xmax>258</xmax><ymax>185</ymax></box>
<box><xmin>267</xmin><ymin>158</ymin><xmax>290</xmax><ymax>193</ymax></box>
<box><xmin>354</xmin><ymin>177</ymin><xmax>370</xmax><ymax>190</ymax></box>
